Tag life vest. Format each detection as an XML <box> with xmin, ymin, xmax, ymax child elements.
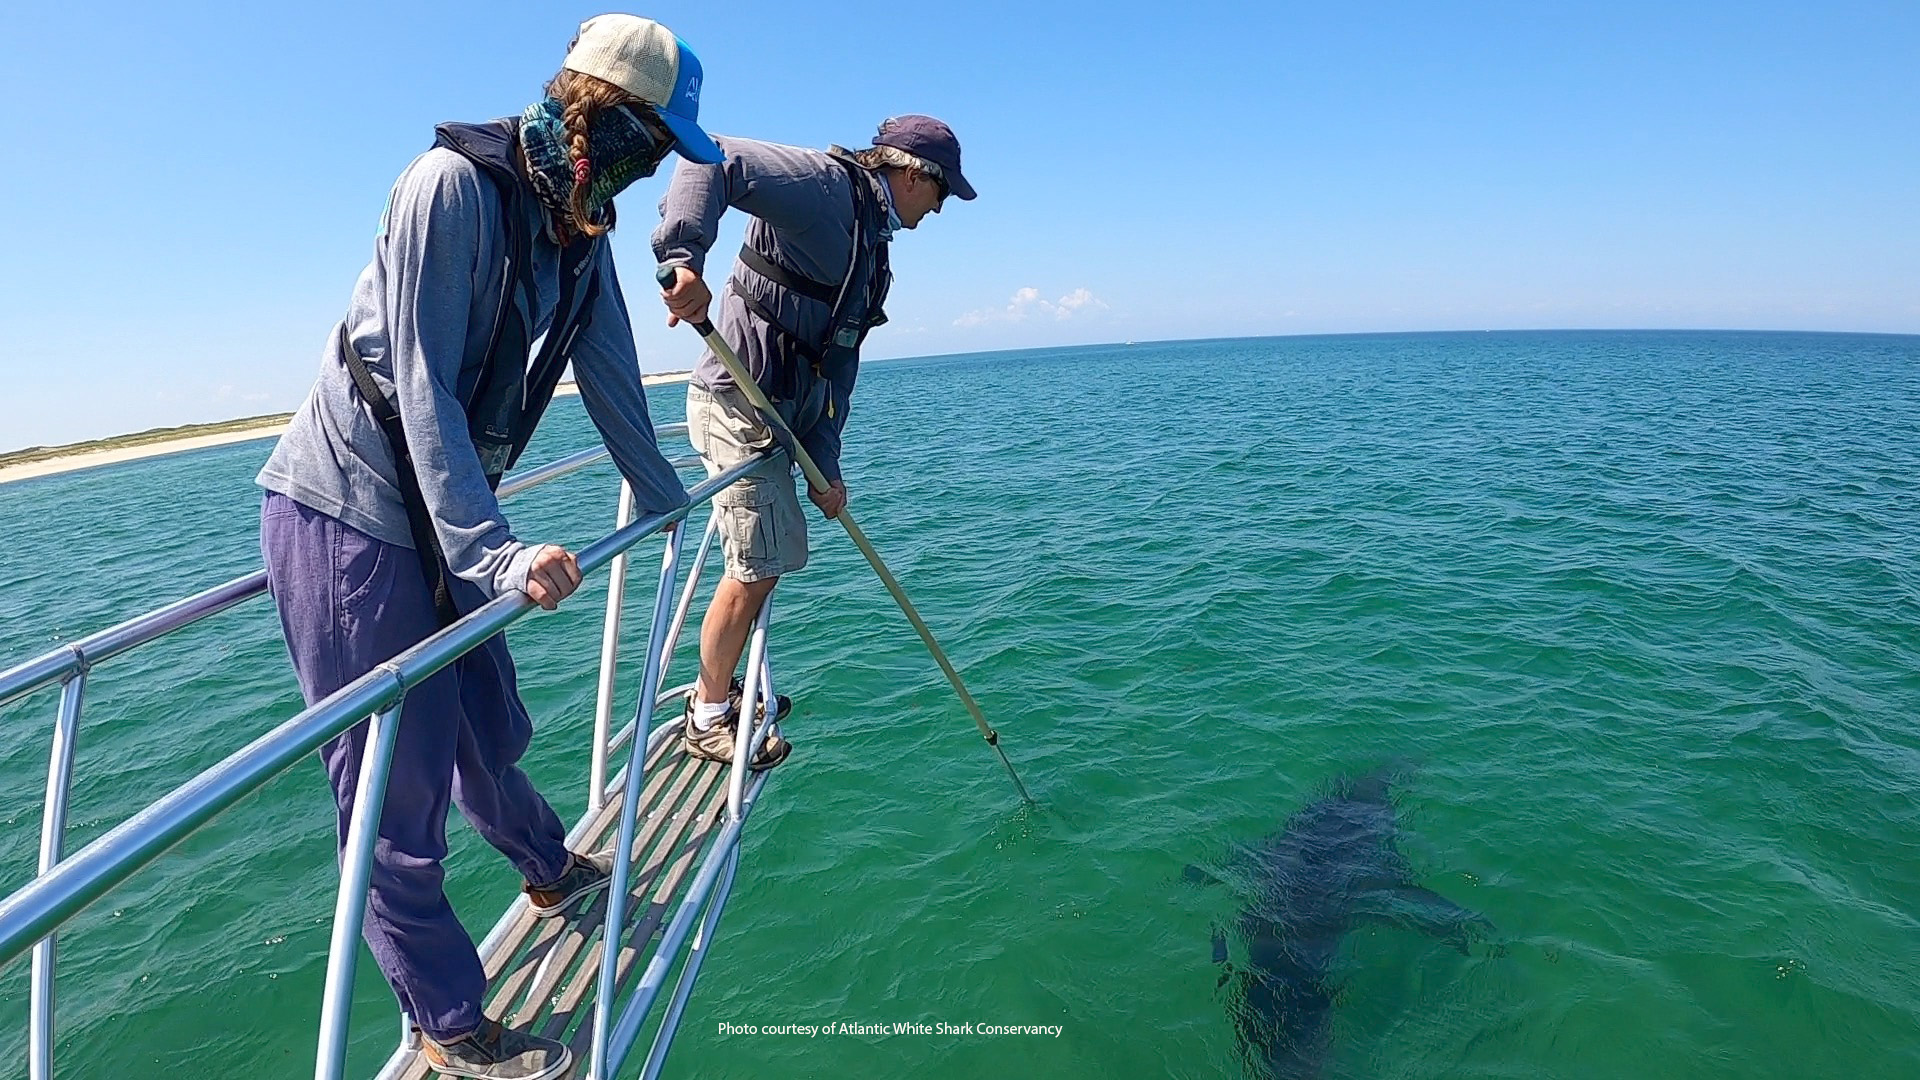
<box><xmin>729</xmin><ymin>147</ymin><xmax>892</xmax><ymax>414</ymax></box>
<box><xmin>430</xmin><ymin>119</ymin><xmax>604</xmax><ymax>485</ymax></box>
<box><xmin>336</xmin><ymin>118</ymin><xmax>605</xmax><ymax>624</ymax></box>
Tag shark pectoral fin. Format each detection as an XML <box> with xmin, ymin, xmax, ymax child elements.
<box><xmin>1390</xmin><ymin>884</ymin><xmax>1495</xmax><ymax>953</ymax></box>
<box><xmin>1183</xmin><ymin>863</ymin><xmax>1225</xmax><ymax>887</ymax></box>
<box><xmin>1392</xmin><ymin>883</ymin><xmax>1484</xmax><ymax>924</ymax></box>
<box><xmin>1208</xmin><ymin>925</ymin><xmax>1233</xmax><ymax>989</ymax></box>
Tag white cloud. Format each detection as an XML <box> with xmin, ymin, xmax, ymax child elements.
<box><xmin>1054</xmin><ymin>288</ymin><xmax>1103</xmax><ymax>315</ymax></box>
<box><xmin>955</xmin><ymin>286</ymin><xmax>1109</xmax><ymax>327</ymax></box>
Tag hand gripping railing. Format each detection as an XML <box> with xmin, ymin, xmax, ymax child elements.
<box><xmin>0</xmin><ymin>426</ymin><xmax>781</xmax><ymax>1080</ymax></box>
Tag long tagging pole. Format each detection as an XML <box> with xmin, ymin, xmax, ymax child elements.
<box><xmin>657</xmin><ymin>266</ymin><xmax>1033</xmax><ymax>805</ymax></box>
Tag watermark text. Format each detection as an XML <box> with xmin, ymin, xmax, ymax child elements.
<box><xmin>716</xmin><ymin>1020</ymin><xmax>1063</xmax><ymax>1039</ymax></box>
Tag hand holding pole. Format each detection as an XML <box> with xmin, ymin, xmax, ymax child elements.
<box><xmin>656</xmin><ymin>265</ymin><xmax>1033</xmax><ymax>805</ymax></box>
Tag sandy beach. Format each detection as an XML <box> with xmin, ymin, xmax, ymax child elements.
<box><xmin>0</xmin><ymin>374</ymin><xmax>691</xmax><ymax>487</ymax></box>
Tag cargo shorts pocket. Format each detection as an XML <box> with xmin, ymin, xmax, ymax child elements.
<box><xmin>717</xmin><ymin>474</ymin><xmax>785</xmax><ymax>582</ymax></box>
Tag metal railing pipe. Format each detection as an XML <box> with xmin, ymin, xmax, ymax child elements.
<box><xmin>1</xmin><ymin>574</ymin><xmax>266</xmax><ymax>709</ymax></box>
<box><xmin>727</xmin><ymin>599</ymin><xmax>774</xmax><ymax>821</ymax></box>
<box><xmin>751</xmin><ymin>652</ymin><xmax>777</xmax><ymax>750</ymax></box>
<box><xmin>29</xmin><ymin>673</ymin><xmax>86</xmax><ymax>1080</ymax></box>
<box><xmin>0</xmin><ymin>668</ymin><xmax>396</xmax><ymax>970</ymax></box>
<box><xmin>638</xmin><ymin>846</ymin><xmax>740</xmax><ymax>1080</ymax></box>
<box><xmin>493</xmin><ymin>446</ymin><xmax>608</xmax><ymax>499</ymax></box>
<box><xmin>599</xmin><ymin>788</ymin><xmax>758</xmax><ymax>1080</ymax></box>
<box><xmin>588</xmin><ymin>523</ymin><xmax>687</xmax><ymax>1080</ymax></box>
<box><xmin>0</xmin><ymin>651</ymin><xmax>82</xmax><ymax>714</ymax></box>
<box><xmin>314</xmin><ymin>703</ymin><xmax>403</xmax><ymax>1080</ymax></box>
<box><xmin>657</xmin><ymin>511</ymin><xmax>720</xmax><ymax>699</ymax></box>
<box><xmin>590</xmin><ymin>481</ymin><xmax>639</xmax><ymax>811</ymax></box>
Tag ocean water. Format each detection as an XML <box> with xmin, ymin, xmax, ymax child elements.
<box><xmin>1</xmin><ymin>330</ymin><xmax>1917</xmax><ymax>1079</ymax></box>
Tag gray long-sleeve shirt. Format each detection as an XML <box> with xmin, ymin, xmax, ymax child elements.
<box><xmin>258</xmin><ymin>144</ymin><xmax>689</xmax><ymax>599</ymax></box>
<box><xmin>651</xmin><ymin>136</ymin><xmax>886</xmax><ymax>485</ymax></box>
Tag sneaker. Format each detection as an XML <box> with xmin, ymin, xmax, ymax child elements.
<box><xmin>726</xmin><ymin>676</ymin><xmax>792</xmax><ymax>725</ymax></box>
<box><xmin>523</xmin><ymin>851</ymin><xmax>611</xmax><ymax>918</ymax></box>
<box><xmin>682</xmin><ymin>695</ymin><xmax>792</xmax><ymax>770</ymax></box>
<box><xmin>421</xmin><ymin>1017</ymin><xmax>571</xmax><ymax>1080</ymax></box>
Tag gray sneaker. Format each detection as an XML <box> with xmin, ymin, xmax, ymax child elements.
<box><xmin>422</xmin><ymin>1017</ymin><xmax>571</xmax><ymax>1080</ymax></box>
<box><xmin>524</xmin><ymin>851</ymin><xmax>611</xmax><ymax>918</ymax></box>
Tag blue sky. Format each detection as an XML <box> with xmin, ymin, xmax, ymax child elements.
<box><xmin>1</xmin><ymin>1</ymin><xmax>1915</xmax><ymax>450</ymax></box>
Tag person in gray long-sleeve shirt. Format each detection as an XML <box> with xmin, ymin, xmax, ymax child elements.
<box><xmin>257</xmin><ymin>150</ymin><xmax>688</xmax><ymax>600</ymax></box>
<box><xmin>253</xmin><ymin>17</ymin><xmax>723</xmax><ymax>1079</ymax></box>
<box><xmin>652</xmin><ymin>115</ymin><xmax>976</xmax><ymax>767</ymax></box>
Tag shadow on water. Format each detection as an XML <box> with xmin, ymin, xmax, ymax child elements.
<box><xmin>1181</xmin><ymin>761</ymin><xmax>1504</xmax><ymax>1079</ymax></box>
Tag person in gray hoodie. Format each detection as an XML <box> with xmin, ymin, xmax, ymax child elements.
<box><xmin>255</xmin><ymin>16</ymin><xmax>720</xmax><ymax>1080</ymax></box>
<box><xmin>654</xmin><ymin>115</ymin><xmax>976</xmax><ymax>767</ymax></box>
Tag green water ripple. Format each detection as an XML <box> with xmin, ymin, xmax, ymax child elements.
<box><xmin>1</xmin><ymin>331</ymin><xmax>1918</xmax><ymax>1077</ymax></box>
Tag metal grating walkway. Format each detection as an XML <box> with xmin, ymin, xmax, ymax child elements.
<box><xmin>392</xmin><ymin>731</ymin><xmax>727</xmax><ymax>1079</ymax></box>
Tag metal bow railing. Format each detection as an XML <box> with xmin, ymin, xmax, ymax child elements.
<box><xmin>0</xmin><ymin>422</ymin><xmax>788</xmax><ymax>1080</ymax></box>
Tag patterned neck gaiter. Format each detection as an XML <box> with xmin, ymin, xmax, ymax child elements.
<box><xmin>519</xmin><ymin>97</ymin><xmax>668</xmax><ymax>231</ymax></box>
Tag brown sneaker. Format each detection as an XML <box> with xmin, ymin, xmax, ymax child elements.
<box><xmin>682</xmin><ymin>697</ymin><xmax>791</xmax><ymax>770</ymax></box>
<box><xmin>421</xmin><ymin>1016</ymin><xmax>571</xmax><ymax>1080</ymax></box>
<box><xmin>523</xmin><ymin>851</ymin><xmax>612</xmax><ymax>918</ymax></box>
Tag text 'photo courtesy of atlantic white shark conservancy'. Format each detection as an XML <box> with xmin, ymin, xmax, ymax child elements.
<box><xmin>1183</xmin><ymin>765</ymin><xmax>1501</xmax><ymax>1079</ymax></box>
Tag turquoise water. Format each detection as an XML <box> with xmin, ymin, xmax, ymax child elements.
<box><xmin>2</xmin><ymin>330</ymin><xmax>1917</xmax><ymax>1078</ymax></box>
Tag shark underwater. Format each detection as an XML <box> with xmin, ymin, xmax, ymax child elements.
<box><xmin>1185</xmin><ymin>766</ymin><xmax>1495</xmax><ymax>1079</ymax></box>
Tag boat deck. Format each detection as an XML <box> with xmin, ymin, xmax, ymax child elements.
<box><xmin>387</xmin><ymin>730</ymin><xmax>726</xmax><ymax>1079</ymax></box>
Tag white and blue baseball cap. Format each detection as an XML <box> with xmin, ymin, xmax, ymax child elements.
<box><xmin>562</xmin><ymin>14</ymin><xmax>724</xmax><ymax>165</ymax></box>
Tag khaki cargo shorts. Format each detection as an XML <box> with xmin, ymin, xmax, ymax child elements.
<box><xmin>686</xmin><ymin>382</ymin><xmax>808</xmax><ymax>582</ymax></box>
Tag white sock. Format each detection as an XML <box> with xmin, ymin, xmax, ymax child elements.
<box><xmin>690</xmin><ymin>697</ymin><xmax>732</xmax><ymax>732</ymax></box>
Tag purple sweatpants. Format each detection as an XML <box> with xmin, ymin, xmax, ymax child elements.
<box><xmin>260</xmin><ymin>492</ymin><xmax>571</xmax><ymax>1040</ymax></box>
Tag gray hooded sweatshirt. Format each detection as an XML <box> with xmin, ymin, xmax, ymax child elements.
<box><xmin>258</xmin><ymin>145</ymin><xmax>689</xmax><ymax>599</ymax></box>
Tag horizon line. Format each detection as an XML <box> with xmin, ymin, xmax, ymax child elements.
<box><xmin>9</xmin><ymin>326</ymin><xmax>1916</xmax><ymax>458</ymax></box>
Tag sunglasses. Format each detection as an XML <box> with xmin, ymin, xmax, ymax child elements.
<box><xmin>619</xmin><ymin>103</ymin><xmax>679</xmax><ymax>168</ymax></box>
<box><xmin>923</xmin><ymin>169</ymin><xmax>951</xmax><ymax>204</ymax></box>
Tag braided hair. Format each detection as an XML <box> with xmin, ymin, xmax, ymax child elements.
<box><xmin>544</xmin><ymin>69</ymin><xmax>642</xmax><ymax>239</ymax></box>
